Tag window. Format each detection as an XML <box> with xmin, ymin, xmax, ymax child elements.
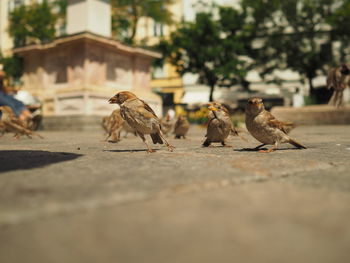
<box><xmin>153</xmin><ymin>22</ymin><xmax>164</xmax><ymax>37</ymax></box>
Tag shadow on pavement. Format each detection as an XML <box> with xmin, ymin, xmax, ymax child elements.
<box><xmin>0</xmin><ymin>150</ymin><xmax>83</xmax><ymax>173</ymax></box>
<box><xmin>234</xmin><ymin>147</ymin><xmax>306</xmax><ymax>152</ymax></box>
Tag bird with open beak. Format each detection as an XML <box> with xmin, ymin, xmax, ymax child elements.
<box><xmin>0</xmin><ymin>106</ymin><xmax>43</xmax><ymax>139</ymax></box>
<box><xmin>203</xmin><ymin>102</ymin><xmax>236</xmax><ymax>147</ymax></box>
<box><xmin>245</xmin><ymin>97</ymin><xmax>306</xmax><ymax>153</ymax></box>
<box><xmin>108</xmin><ymin>91</ymin><xmax>174</xmax><ymax>153</ymax></box>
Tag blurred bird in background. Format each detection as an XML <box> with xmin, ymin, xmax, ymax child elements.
<box><xmin>161</xmin><ymin>112</ymin><xmax>174</xmax><ymax>136</ymax></box>
<box><xmin>0</xmin><ymin>106</ymin><xmax>43</xmax><ymax>139</ymax></box>
<box><xmin>327</xmin><ymin>63</ymin><xmax>350</xmax><ymax>108</ymax></box>
<box><xmin>173</xmin><ymin>114</ymin><xmax>190</xmax><ymax>139</ymax></box>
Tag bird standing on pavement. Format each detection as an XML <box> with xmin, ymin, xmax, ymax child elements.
<box><xmin>203</xmin><ymin>102</ymin><xmax>237</xmax><ymax>147</ymax></box>
<box><xmin>173</xmin><ymin>114</ymin><xmax>189</xmax><ymax>139</ymax></box>
<box><xmin>245</xmin><ymin>98</ymin><xmax>306</xmax><ymax>153</ymax></box>
<box><xmin>108</xmin><ymin>91</ymin><xmax>174</xmax><ymax>153</ymax></box>
<box><xmin>327</xmin><ymin>63</ymin><xmax>350</xmax><ymax>108</ymax></box>
<box><xmin>104</xmin><ymin>109</ymin><xmax>124</xmax><ymax>143</ymax></box>
<box><xmin>0</xmin><ymin>106</ymin><xmax>43</xmax><ymax>139</ymax></box>
<box><xmin>161</xmin><ymin>112</ymin><xmax>173</xmax><ymax>136</ymax></box>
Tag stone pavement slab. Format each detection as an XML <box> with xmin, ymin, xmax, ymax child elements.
<box><xmin>0</xmin><ymin>125</ymin><xmax>350</xmax><ymax>263</ymax></box>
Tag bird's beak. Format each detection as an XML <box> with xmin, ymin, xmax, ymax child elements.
<box><xmin>208</xmin><ymin>106</ymin><xmax>218</xmax><ymax>111</ymax></box>
<box><xmin>108</xmin><ymin>96</ymin><xmax>118</xmax><ymax>104</ymax></box>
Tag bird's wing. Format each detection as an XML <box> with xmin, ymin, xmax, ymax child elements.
<box><xmin>265</xmin><ymin>111</ymin><xmax>292</xmax><ymax>134</ymax></box>
<box><xmin>139</xmin><ymin>99</ymin><xmax>158</xmax><ymax>119</ymax></box>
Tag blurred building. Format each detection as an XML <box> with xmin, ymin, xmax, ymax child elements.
<box><xmin>1</xmin><ymin>0</ymin><xmax>162</xmax><ymax>130</ymax></box>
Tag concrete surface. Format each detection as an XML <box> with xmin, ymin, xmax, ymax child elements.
<box><xmin>0</xmin><ymin>125</ymin><xmax>350</xmax><ymax>263</ymax></box>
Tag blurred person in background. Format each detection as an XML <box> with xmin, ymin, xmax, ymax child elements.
<box><xmin>0</xmin><ymin>65</ymin><xmax>42</xmax><ymax>130</ymax></box>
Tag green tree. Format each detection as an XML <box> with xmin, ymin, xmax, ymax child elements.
<box><xmin>8</xmin><ymin>0</ymin><xmax>58</xmax><ymax>47</ymax></box>
<box><xmin>157</xmin><ymin>7</ymin><xmax>249</xmax><ymax>101</ymax></box>
<box><xmin>241</xmin><ymin>0</ymin><xmax>350</xmax><ymax>94</ymax></box>
<box><xmin>0</xmin><ymin>54</ymin><xmax>23</xmax><ymax>82</ymax></box>
<box><xmin>111</xmin><ymin>0</ymin><xmax>174</xmax><ymax>45</ymax></box>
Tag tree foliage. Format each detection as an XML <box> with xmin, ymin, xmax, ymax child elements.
<box><xmin>158</xmin><ymin>7</ymin><xmax>249</xmax><ymax>101</ymax></box>
<box><xmin>8</xmin><ymin>0</ymin><xmax>59</xmax><ymax>47</ymax></box>
<box><xmin>241</xmin><ymin>0</ymin><xmax>350</xmax><ymax>93</ymax></box>
<box><xmin>0</xmin><ymin>53</ymin><xmax>23</xmax><ymax>82</ymax></box>
<box><xmin>159</xmin><ymin>0</ymin><xmax>350</xmax><ymax>100</ymax></box>
<box><xmin>111</xmin><ymin>0</ymin><xmax>174</xmax><ymax>44</ymax></box>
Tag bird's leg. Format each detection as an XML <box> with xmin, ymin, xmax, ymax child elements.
<box><xmin>259</xmin><ymin>142</ymin><xmax>279</xmax><ymax>153</ymax></box>
<box><xmin>137</xmin><ymin>132</ymin><xmax>154</xmax><ymax>153</ymax></box>
<box><xmin>202</xmin><ymin>139</ymin><xmax>211</xmax><ymax>147</ymax></box>
<box><xmin>338</xmin><ymin>90</ymin><xmax>344</xmax><ymax>107</ymax></box>
<box><xmin>157</xmin><ymin>129</ymin><xmax>175</xmax><ymax>152</ymax></box>
<box><xmin>221</xmin><ymin>141</ymin><xmax>232</xmax><ymax>147</ymax></box>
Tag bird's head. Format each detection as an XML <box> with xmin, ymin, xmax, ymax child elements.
<box><xmin>208</xmin><ymin>102</ymin><xmax>229</xmax><ymax>113</ymax></box>
<box><xmin>246</xmin><ymin>97</ymin><xmax>265</xmax><ymax>115</ymax></box>
<box><xmin>208</xmin><ymin>102</ymin><xmax>229</xmax><ymax>118</ymax></box>
<box><xmin>108</xmin><ymin>91</ymin><xmax>137</xmax><ymax>105</ymax></box>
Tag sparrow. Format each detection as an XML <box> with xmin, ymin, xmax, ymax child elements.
<box><xmin>173</xmin><ymin>114</ymin><xmax>189</xmax><ymax>139</ymax></box>
<box><xmin>203</xmin><ymin>102</ymin><xmax>237</xmax><ymax>147</ymax></box>
<box><xmin>327</xmin><ymin>63</ymin><xmax>350</xmax><ymax>108</ymax></box>
<box><xmin>108</xmin><ymin>91</ymin><xmax>174</xmax><ymax>153</ymax></box>
<box><xmin>104</xmin><ymin>109</ymin><xmax>124</xmax><ymax>143</ymax></box>
<box><xmin>0</xmin><ymin>120</ymin><xmax>6</xmax><ymax>137</ymax></box>
<box><xmin>245</xmin><ymin>98</ymin><xmax>306</xmax><ymax>153</ymax></box>
<box><xmin>161</xmin><ymin>113</ymin><xmax>173</xmax><ymax>136</ymax></box>
<box><xmin>0</xmin><ymin>106</ymin><xmax>43</xmax><ymax>139</ymax></box>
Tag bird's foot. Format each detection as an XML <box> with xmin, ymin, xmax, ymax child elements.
<box><xmin>166</xmin><ymin>144</ymin><xmax>175</xmax><ymax>152</ymax></box>
<box><xmin>259</xmin><ymin>148</ymin><xmax>275</xmax><ymax>153</ymax></box>
<box><xmin>146</xmin><ymin>149</ymin><xmax>156</xmax><ymax>153</ymax></box>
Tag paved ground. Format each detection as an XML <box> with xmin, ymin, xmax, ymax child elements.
<box><xmin>0</xmin><ymin>125</ymin><xmax>350</xmax><ymax>263</ymax></box>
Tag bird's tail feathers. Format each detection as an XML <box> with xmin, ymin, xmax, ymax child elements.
<box><xmin>151</xmin><ymin>133</ymin><xmax>163</xmax><ymax>144</ymax></box>
<box><xmin>288</xmin><ymin>137</ymin><xmax>306</xmax><ymax>149</ymax></box>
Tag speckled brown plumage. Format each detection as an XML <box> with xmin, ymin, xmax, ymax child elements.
<box><xmin>108</xmin><ymin>91</ymin><xmax>174</xmax><ymax>153</ymax></box>
<box><xmin>245</xmin><ymin>98</ymin><xmax>306</xmax><ymax>153</ymax></box>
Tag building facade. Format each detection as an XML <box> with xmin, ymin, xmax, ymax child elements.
<box><xmin>1</xmin><ymin>0</ymin><xmax>162</xmax><ymax>130</ymax></box>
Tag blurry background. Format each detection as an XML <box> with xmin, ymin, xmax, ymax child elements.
<box><xmin>1</xmin><ymin>0</ymin><xmax>350</xmax><ymax>128</ymax></box>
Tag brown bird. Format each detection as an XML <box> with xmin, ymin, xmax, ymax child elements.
<box><xmin>327</xmin><ymin>63</ymin><xmax>350</xmax><ymax>108</ymax></box>
<box><xmin>245</xmin><ymin>98</ymin><xmax>306</xmax><ymax>153</ymax></box>
<box><xmin>104</xmin><ymin>109</ymin><xmax>125</xmax><ymax>143</ymax></box>
<box><xmin>173</xmin><ymin>114</ymin><xmax>189</xmax><ymax>139</ymax></box>
<box><xmin>0</xmin><ymin>120</ymin><xmax>6</xmax><ymax>137</ymax></box>
<box><xmin>121</xmin><ymin>121</ymin><xmax>137</xmax><ymax>138</ymax></box>
<box><xmin>161</xmin><ymin>113</ymin><xmax>173</xmax><ymax>136</ymax></box>
<box><xmin>203</xmin><ymin>102</ymin><xmax>236</xmax><ymax>147</ymax></box>
<box><xmin>108</xmin><ymin>91</ymin><xmax>174</xmax><ymax>153</ymax></box>
<box><xmin>102</xmin><ymin>111</ymin><xmax>136</xmax><ymax>141</ymax></box>
<box><xmin>0</xmin><ymin>106</ymin><xmax>43</xmax><ymax>139</ymax></box>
